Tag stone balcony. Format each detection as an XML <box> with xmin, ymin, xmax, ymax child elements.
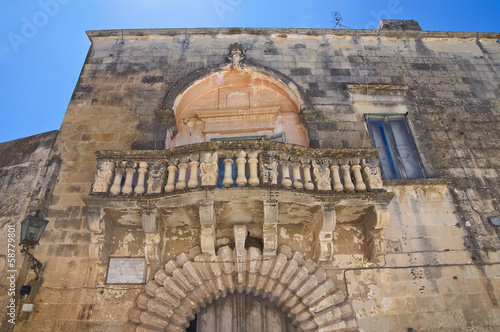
<box><xmin>83</xmin><ymin>141</ymin><xmax>394</xmax><ymax>265</ymax></box>
<box><xmin>90</xmin><ymin>140</ymin><xmax>388</xmax><ymax>197</ymax></box>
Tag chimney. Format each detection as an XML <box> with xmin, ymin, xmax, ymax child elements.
<box><xmin>378</xmin><ymin>19</ymin><xmax>422</xmax><ymax>31</ymax></box>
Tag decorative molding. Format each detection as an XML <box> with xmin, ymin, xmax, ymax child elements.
<box><xmin>345</xmin><ymin>83</ymin><xmax>409</xmax><ymax>95</ymax></box>
<box><xmin>195</xmin><ymin>106</ymin><xmax>280</xmax><ymax>121</ymax></box>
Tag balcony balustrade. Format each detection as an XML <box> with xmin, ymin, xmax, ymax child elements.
<box><xmin>85</xmin><ymin>141</ymin><xmax>394</xmax><ymax>265</ymax></box>
<box><xmin>90</xmin><ymin>141</ymin><xmax>385</xmax><ymax>197</ymax></box>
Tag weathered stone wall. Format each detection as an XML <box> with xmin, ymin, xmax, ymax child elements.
<box><xmin>0</xmin><ymin>131</ymin><xmax>59</xmax><ymax>331</ymax></box>
<box><xmin>345</xmin><ymin>183</ymin><xmax>500</xmax><ymax>331</ymax></box>
<box><xmin>3</xmin><ymin>27</ymin><xmax>500</xmax><ymax>331</ymax></box>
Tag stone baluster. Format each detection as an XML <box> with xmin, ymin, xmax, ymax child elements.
<box><xmin>165</xmin><ymin>159</ymin><xmax>178</xmax><ymax>193</ymax></box>
<box><xmin>176</xmin><ymin>157</ymin><xmax>188</xmax><ymax>191</ymax></box>
<box><xmin>312</xmin><ymin>159</ymin><xmax>332</xmax><ymax>191</ymax></box>
<box><xmin>247</xmin><ymin>151</ymin><xmax>260</xmax><ymax>186</ymax></box>
<box><xmin>341</xmin><ymin>160</ymin><xmax>355</xmax><ymax>192</ymax></box>
<box><xmin>134</xmin><ymin>162</ymin><xmax>148</xmax><ymax>195</ymax></box>
<box><xmin>122</xmin><ymin>162</ymin><xmax>137</xmax><ymax>195</ymax></box>
<box><xmin>222</xmin><ymin>152</ymin><xmax>234</xmax><ymax>188</ymax></box>
<box><xmin>280</xmin><ymin>154</ymin><xmax>292</xmax><ymax>188</ymax></box>
<box><xmin>110</xmin><ymin>161</ymin><xmax>126</xmax><ymax>195</ymax></box>
<box><xmin>236</xmin><ymin>150</ymin><xmax>247</xmax><ymax>187</ymax></box>
<box><xmin>330</xmin><ymin>160</ymin><xmax>344</xmax><ymax>192</ymax></box>
<box><xmin>187</xmin><ymin>154</ymin><xmax>200</xmax><ymax>189</ymax></box>
<box><xmin>351</xmin><ymin>158</ymin><xmax>366</xmax><ymax>192</ymax></box>
<box><xmin>300</xmin><ymin>158</ymin><xmax>314</xmax><ymax>191</ymax></box>
<box><xmin>291</xmin><ymin>157</ymin><xmax>303</xmax><ymax>190</ymax></box>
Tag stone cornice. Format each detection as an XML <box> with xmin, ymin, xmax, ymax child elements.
<box><xmin>95</xmin><ymin>141</ymin><xmax>381</xmax><ymax>161</ymax></box>
<box><xmin>86</xmin><ymin>28</ymin><xmax>500</xmax><ymax>42</ymax></box>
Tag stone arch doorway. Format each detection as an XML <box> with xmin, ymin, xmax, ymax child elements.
<box><xmin>126</xmin><ymin>245</ymin><xmax>357</xmax><ymax>332</ymax></box>
<box><xmin>189</xmin><ymin>292</ymin><xmax>298</xmax><ymax>332</ymax></box>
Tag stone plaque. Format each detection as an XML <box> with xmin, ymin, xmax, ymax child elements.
<box><xmin>106</xmin><ymin>257</ymin><xmax>146</xmax><ymax>284</ymax></box>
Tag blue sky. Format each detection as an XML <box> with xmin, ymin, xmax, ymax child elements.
<box><xmin>0</xmin><ymin>0</ymin><xmax>499</xmax><ymax>143</ymax></box>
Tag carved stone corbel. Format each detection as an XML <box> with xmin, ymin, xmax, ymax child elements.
<box><xmin>363</xmin><ymin>205</ymin><xmax>390</xmax><ymax>263</ymax></box>
<box><xmin>199</xmin><ymin>201</ymin><xmax>216</xmax><ymax>255</ymax></box>
<box><xmin>89</xmin><ymin>234</ymin><xmax>105</xmax><ymax>263</ymax></box>
<box><xmin>142</xmin><ymin>208</ymin><xmax>158</xmax><ymax>234</ymax></box>
<box><xmin>315</xmin><ymin>204</ymin><xmax>336</xmax><ymax>261</ymax></box>
<box><xmin>87</xmin><ymin>208</ymin><xmax>104</xmax><ymax>233</ymax></box>
<box><xmin>86</xmin><ymin>208</ymin><xmax>111</xmax><ymax>263</ymax></box>
<box><xmin>263</xmin><ymin>200</ymin><xmax>278</xmax><ymax>256</ymax></box>
<box><xmin>145</xmin><ymin>233</ymin><xmax>162</xmax><ymax>265</ymax></box>
<box><xmin>234</xmin><ymin>225</ymin><xmax>247</xmax><ymax>258</ymax></box>
<box><xmin>363</xmin><ymin>205</ymin><xmax>390</xmax><ymax>230</ymax></box>
<box><xmin>141</xmin><ymin>207</ymin><xmax>162</xmax><ymax>265</ymax></box>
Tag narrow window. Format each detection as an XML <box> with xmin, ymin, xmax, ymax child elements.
<box><xmin>366</xmin><ymin>114</ymin><xmax>425</xmax><ymax>180</ymax></box>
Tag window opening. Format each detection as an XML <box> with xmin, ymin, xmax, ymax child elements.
<box><xmin>366</xmin><ymin>114</ymin><xmax>425</xmax><ymax>180</ymax></box>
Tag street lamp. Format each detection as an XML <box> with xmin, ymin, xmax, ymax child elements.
<box><xmin>19</xmin><ymin>213</ymin><xmax>49</xmax><ymax>274</ymax></box>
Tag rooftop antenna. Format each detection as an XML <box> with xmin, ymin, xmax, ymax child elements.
<box><xmin>330</xmin><ymin>12</ymin><xmax>352</xmax><ymax>29</ymax></box>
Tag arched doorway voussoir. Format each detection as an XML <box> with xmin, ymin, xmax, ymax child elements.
<box><xmin>126</xmin><ymin>245</ymin><xmax>358</xmax><ymax>332</ymax></box>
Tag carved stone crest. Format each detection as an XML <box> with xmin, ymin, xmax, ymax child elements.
<box><xmin>92</xmin><ymin>161</ymin><xmax>115</xmax><ymax>193</ymax></box>
<box><xmin>260</xmin><ymin>153</ymin><xmax>279</xmax><ymax>186</ymax></box>
<box><xmin>200</xmin><ymin>152</ymin><xmax>219</xmax><ymax>186</ymax></box>
<box><xmin>228</xmin><ymin>43</ymin><xmax>245</xmax><ymax>69</ymax></box>
<box><xmin>312</xmin><ymin>159</ymin><xmax>332</xmax><ymax>191</ymax></box>
<box><xmin>361</xmin><ymin>158</ymin><xmax>384</xmax><ymax>191</ymax></box>
<box><xmin>147</xmin><ymin>162</ymin><xmax>166</xmax><ymax>194</ymax></box>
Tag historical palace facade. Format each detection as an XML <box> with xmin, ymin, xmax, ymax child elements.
<box><xmin>1</xmin><ymin>20</ymin><xmax>500</xmax><ymax>331</ymax></box>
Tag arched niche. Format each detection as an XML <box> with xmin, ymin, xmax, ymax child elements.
<box><xmin>166</xmin><ymin>67</ymin><xmax>310</xmax><ymax>148</ymax></box>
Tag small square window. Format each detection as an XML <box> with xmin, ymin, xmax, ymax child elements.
<box><xmin>366</xmin><ymin>114</ymin><xmax>425</xmax><ymax>180</ymax></box>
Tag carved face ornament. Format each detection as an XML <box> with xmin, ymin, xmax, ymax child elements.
<box><xmin>228</xmin><ymin>43</ymin><xmax>245</xmax><ymax>68</ymax></box>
